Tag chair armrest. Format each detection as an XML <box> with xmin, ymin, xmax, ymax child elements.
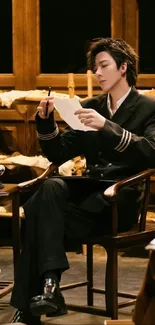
<box><xmin>18</xmin><ymin>163</ymin><xmax>59</xmax><ymax>189</ymax></box>
<box><xmin>104</xmin><ymin>169</ymin><xmax>155</xmax><ymax>199</ymax></box>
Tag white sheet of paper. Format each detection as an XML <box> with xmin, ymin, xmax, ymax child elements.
<box><xmin>53</xmin><ymin>97</ymin><xmax>96</xmax><ymax>131</ymax></box>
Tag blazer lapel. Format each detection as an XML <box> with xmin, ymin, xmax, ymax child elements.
<box><xmin>111</xmin><ymin>88</ymin><xmax>140</xmax><ymax>126</ymax></box>
<box><xmin>97</xmin><ymin>94</ymin><xmax>111</xmax><ymax>119</ymax></box>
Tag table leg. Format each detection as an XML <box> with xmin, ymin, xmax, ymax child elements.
<box><xmin>12</xmin><ymin>191</ymin><xmax>20</xmax><ymax>279</ymax></box>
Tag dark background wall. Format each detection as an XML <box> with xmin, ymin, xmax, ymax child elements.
<box><xmin>40</xmin><ymin>0</ymin><xmax>111</xmax><ymax>73</ymax></box>
<box><xmin>0</xmin><ymin>0</ymin><xmax>12</xmax><ymax>73</ymax></box>
<box><xmin>138</xmin><ymin>0</ymin><xmax>155</xmax><ymax>73</ymax></box>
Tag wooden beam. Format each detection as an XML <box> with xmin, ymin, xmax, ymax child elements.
<box><xmin>0</xmin><ymin>74</ymin><xmax>15</xmax><ymax>88</ymax></box>
<box><xmin>137</xmin><ymin>74</ymin><xmax>155</xmax><ymax>88</ymax></box>
<box><xmin>36</xmin><ymin>74</ymin><xmax>100</xmax><ymax>88</ymax></box>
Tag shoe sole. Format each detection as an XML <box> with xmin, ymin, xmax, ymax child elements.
<box><xmin>46</xmin><ymin>305</ymin><xmax>68</xmax><ymax>317</ymax></box>
<box><xmin>30</xmin><ymin>300</ymin><xmax>58</xmax><ymax>316</ymax></box>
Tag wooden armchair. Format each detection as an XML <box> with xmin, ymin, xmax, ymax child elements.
<box><xmin>17</xmin><ymin>165</ymin><xmax>155</xmax><ymax>320</ymax></box>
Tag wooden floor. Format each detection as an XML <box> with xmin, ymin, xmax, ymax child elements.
<box><xmin>0</xmin><ymin>245</ymin><xmax>150</xmax><ymax>325</ymax></box>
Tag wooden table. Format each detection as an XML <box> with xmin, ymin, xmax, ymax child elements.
<box><xmin>0</xmin><ymin>184</ymin><xmax>20</xmax><ymax>299</ymax></box>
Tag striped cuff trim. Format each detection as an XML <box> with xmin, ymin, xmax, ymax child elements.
<box><xmin>37</xmin><ymin>125</ymin><xmax>59</xmax><ymax>140</ymax></box>
<box><xmin>114</xmin><ymin>129</ymin><xmax>132</xmax><ymax>152</ymax></box>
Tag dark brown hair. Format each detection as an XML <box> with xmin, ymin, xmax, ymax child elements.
<box><xmin>87</xmin><ymin>38</ymin><xmax>138</xmax><ymax>86</ymax></box>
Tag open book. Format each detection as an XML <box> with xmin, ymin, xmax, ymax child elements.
<box><xmin>53</xmin><ymin>97</ymin><xmax>96</xmax><ymax>131</ymax></box>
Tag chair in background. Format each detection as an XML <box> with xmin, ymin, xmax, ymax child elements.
<box><xmin>67</xmin><ymin>70</ymin><xmax>94</xmax><ymax>99</ymax></box>
<box><xmin>18</xmin><ymin>164</ymin><xmax>155</xmax><ymax>320</ymax></box>
<box><xmin>87</xmin><ymin>70</ymin><xmax>93</xmax><ymax>98</ymax></box>
<box><xmin>68</xmin><ymin>73</ymin><xmax>75</xmax><ymax>98</ymax></box>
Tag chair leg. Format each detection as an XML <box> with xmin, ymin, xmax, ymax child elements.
<box><xmin>105</xmin><ymin>248</ymin><xmax>118</xmax><ymax>319</ymax></box>
<box><xmin>87</xmin><ymin>244</ymin><xmax>93</xmax><ymax>306</ymax></box>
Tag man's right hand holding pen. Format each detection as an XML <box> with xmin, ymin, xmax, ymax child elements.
<box><xmin>37</xmin><ymin>96</ymin><xmax>55</xmax><ymax>119</ymax></box>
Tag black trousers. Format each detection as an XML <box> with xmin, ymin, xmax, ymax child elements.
<box><xmin>10</xmin><ymin>176</ymin><xmax>141</xmax><ymax>311</ymax></box>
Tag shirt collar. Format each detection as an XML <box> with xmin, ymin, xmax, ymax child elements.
<box><xmin>107</xmin><ymin>87</ymin><xmax>131</xmax><ymax>117</ymax></box>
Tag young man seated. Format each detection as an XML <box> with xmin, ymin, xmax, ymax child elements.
<box><xmin>11</xmin><ymin>38</ymin><xmax>155</xmax><ymax>325</ymax></box>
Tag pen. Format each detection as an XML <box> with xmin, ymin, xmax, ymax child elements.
<box><xmin>45</xmin><ymin>86</ymin><xmax>52</xmax><ymax>117</ymax></box>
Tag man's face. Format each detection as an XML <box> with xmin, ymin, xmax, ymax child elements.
<box><xmin>94</xmin><ymin>51</ymin><xmax>127</xmax><ymax>93</ymax></box>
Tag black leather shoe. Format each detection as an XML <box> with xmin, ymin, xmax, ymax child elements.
<box><xmin>46</xmin><ymin>303</ymin><xmax>68</xmax><ymax>317</ymax></box>
<box><xmin>11</xmin><ymin>309</ymin><xmax>41</xmax><ymax>325</ymax></box>
<box><xmin>30</xmin><ymin>278</ymin><xmax>67</xmax><ymax>317</ymax></box>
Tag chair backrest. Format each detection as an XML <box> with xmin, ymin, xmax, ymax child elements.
<box><xmin>86</xmin><ymin>70</ymin><xmax>93</xmax><ymax>98</ymax></box>
<box><xmin>68</xmin><ymin>73</ymin><xmax>75</xmax><ymax>98</ymax></box>
<box><xmin>67</xmin><ymin>70</ymin><xmax>94</xmax><ymax>99</ymax></box>
<box><xmin>138</xmin><ymin>175</ymin><xmax>151</xmax><ymax>231</ymax></box>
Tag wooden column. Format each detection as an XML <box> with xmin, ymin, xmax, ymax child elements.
<box><xmin>111</xmin><ymin>0</ymin><xmax>124</xmax><ymax>39</ymax></box>
<box><xmin>111</xmin><ymin>0</ymin><xmax>138</xmax><ymax>54</ymax></box>
<box><xmin>23</xmin><ymin>0</ymin><xmax>38</xmax><ymax>89</ymax></box>
<box><xmin>12</xmin><ymin>0</ymin><xmax>38</xmax><ymax>90</ymax></box>
<box><xmin>12</xmin><ymin>0</ymin><xmax>25</xmax><ymax>89</ymax></box>
<box><xmin>124</xmin><ymin>0</ymin><xmax>138</xmax><ymax>53</ymax></box>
